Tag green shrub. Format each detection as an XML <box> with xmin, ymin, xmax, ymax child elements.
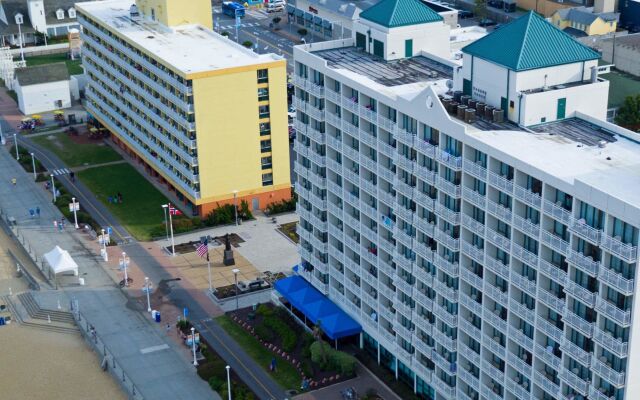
<box><xmin>242</xmin><ymin>40</ymin><xmax>253</xmax><ymax>48</ymax></box>
<box><xmin>208</xmin><ymin>376</ymin><xmax>225</xmax><ymax>392</ymax></box>
<box><xmin>310</xmin><ymin>341</ymin><xmax>356</xmax><ymax>376</ymax></box>
<box><xmin>240</xmin><ymin>200</ymin><xmax>253</xmax><ymax>220</ymax></box>
<box><xmin>256</xmin><ymin>304</ymin><xmax>274</xmax><ymax>317</ymax></box>
<box><xmin>263</xmin><ymin>316</ymin><xmax>297</xmax><ymax>352</ymax></box>
<box><xmin>298</xmin><ymin>28</ymin><xmax>308</xmax><ymax>36</ymax></box>
<box><xmin>254</xmin><ymin>324</ymin><xmax>274</xmax><ymax>342</ymax></box>
<box><xmin>265</xmin><ymin>196</ymin><xmax>297</xmax><ymax>215</ymax></box>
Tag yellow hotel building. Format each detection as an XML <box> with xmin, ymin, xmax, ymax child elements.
<box><xmin>76</xmin><ymin>0</ymin><xmax>291</xmax><ymax>216</ymax></box>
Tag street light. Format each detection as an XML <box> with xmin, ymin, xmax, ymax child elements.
<box><xmin>71</xmin><ymin>197</ymin><xmax>79</xmax><ymax>229</ymax></box>
<box><xmin>161</xmin><ymin>204</ymin><xmax>169</xmax><ymax>243</ymax></box>
<box><xmin>0</xmin><ymin>121</ymin><xmax>5</xmax><ymax>145</ymax></box>
<box><xmin>144</xmin><ymin>277</ymin><xmax>151</xmax><ymax>313</ymax></box>
<box><xmin>191</xmin><ymin>327</ymin><xmax>198</xmax><ymax>366</ymax></box>
<box><xmin>15</xmin><ymin>13</ymin><xmax>24</xmax><ymax>62</ymax></box>
<box><xmin>51</xmin><ymin>174</ymin><xmax>57</xmax><ymax>203</ymax></box>
<box><xmin>233</xmin><ymin>190</ymin><xmax>238</xmax><ymax>226</ymax></box>
<box><xmin>225</xmin><ymin>365</ymin><xmax>232</xmax><ymax>400</ymax></box>
<box><xmin>120</xmin><ymin>252</ymin><xmax>130</xmax><ymax>287</ymax></box>
<box><xmin>232</xmin><ymin>268</ymin><xmax>240</xmax><ymax>311</ymax></box>
<box><xmin>100</xmin><ymin>228</ymin><xmax>108</xmax><ymax>262</ymax></box>
<box><xmin>30</xmin><ymin>152</ymin><xmax>36</xmax><ymax>179</ymax></box>
<box><xmin>14</xmin><ymin>133</ymin><xmax>19</xmax><ymax>160</ymax></box>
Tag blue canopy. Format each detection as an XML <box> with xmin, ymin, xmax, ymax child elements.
<box><xmin>274</xmin><ymin>275</ymin><xmax>362</xmax><ymax>340</ymax></box>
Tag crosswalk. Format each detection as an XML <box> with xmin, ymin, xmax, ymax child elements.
<box><xmin>217</xmin><ymin>21</ymin><xmax>261</xmax><ymax>30</ymax></box>
<box><xmin>51</xmin><ymin>168</ymin><xmax>70</xmax><ymax>176</ymax></box>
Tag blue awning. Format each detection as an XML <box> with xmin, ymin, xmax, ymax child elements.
<box><xmin>304</xmin><ymin>12</ymin><xmax>313</xmax><ymax>21</ymax></box>
<box><xmin>294</xmin><ymin>9</ymin><xmax>304</xmax><ymax>17</ymax></box>
<box><xmin>286</xmin><ymin>4</ymin><xmax>295</xmax><ymax>14</ymax></box>
<box><xmin>274</xmin><ymin>275</ymin><xmax>362</xmax><ymax>340</ymax></box>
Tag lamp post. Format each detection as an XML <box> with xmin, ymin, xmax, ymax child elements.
<box><xmin>232</xmin><ymin>268</ymin><xmax>240</xmax><ymax>311</ymax></box>
<box><xmin>165</xmin><ymin>204</ymin><xmax>176</xmax><ymax>256</ymax></box>
<box><xmin>144</xmin><ymin>277</ymin><xmax>151</xmax><ymax>313</ymax></box>
<box><xmin>51</xmin><ymin>174</ymin><xmax>57</xmax><ymax>203</ymax></box>
<box><xmin>15</xmin><ymin>14</ymin><xmax>24</xmax><ymax>62</ymax></box>
<box><xmin>191</xmin><ymin>327</ymin><xmax>198</xmax><ymax>366</ymax></box>
<box><xmin>233</xmin><ymin>190</ymin><xmax>238</xmax><ymax>226</ymax></box>
<box><xmin>0</xmin><ymin>122</ymin><xmax>5</xmax><ymax>145</ymax></box>
<box><xmin>71</xmin><ymin>197</ymin><xmax>79</xmax><ymax>229</ymax></box>
<box><xmin>14</xmin><ymin>133</ymin><xmax>19</xmax><ymax>160</ymax></box>
<box><xmin>225</xmin><ymin>365</ymin><xmax>232</xmax><ymax>400</ymax></box>
<box><xmin>30</xmin><ymin>152</ymin><xmax>36</xmax><ymax>179</ymax></box>
<box><xmin>120</xmin><ymin>252</ymin><xmax>129</xmax><ymax>287</ymax></box>
<box><xmin>101</xmin><ymin>228</ymin><xmax>108</xmax><ymax>262</ymax></box>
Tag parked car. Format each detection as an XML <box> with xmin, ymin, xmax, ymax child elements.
<box><xmin>458</xmin><ymin>10</ymin><xmax>474</xmax><ymax>19</ymax></box>
<box><xmin>266</xmin><ymin>3</ymin><xmax>285</xmax><ymax>12</ymax></box>
<box><xmin>479</xmin><ymin>18</ymin><xmax>497</xmax><ymax>27</ymax></box>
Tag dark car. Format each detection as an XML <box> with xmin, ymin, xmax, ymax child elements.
<box><xmin>458</xmin><ymin>10</ymin><xmax>474</xmax><ymax>19</ymax></box>
<box><xmin>479</xmin><ymin>18</ymin><xmax>497</xmax><ymax>27</ymax></box>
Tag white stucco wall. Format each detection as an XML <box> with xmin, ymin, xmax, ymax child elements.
<box><xmin>520</xmin><ymin>79</ymin><xmax>609</xmax><ymax>126</ymax></box>
<box><xmin>514</xmin><ymin>60</ymin><xmax>598</xmax><ymax>92</ymax></box>
<box><xmin>15</xmin><ymin>80</ymin><xmax>71</xmax><ymax>115</ymax></box>
<box><xmin>354</xmin><ymin>19</ymin><xmax>451</xmax><ymax>60</ymax></box>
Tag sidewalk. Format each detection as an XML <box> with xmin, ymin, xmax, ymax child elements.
<box><xmin>0</xmin><ymin>143</ymin><xmax>217</xmax><ymax>400</ymax></box>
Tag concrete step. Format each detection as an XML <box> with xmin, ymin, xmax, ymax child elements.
<box><xmin>17</xmin><ymin>292</ymin><xmax>75</xmax><ymax>324</ymax></box>
<box><xmin>21</xmin><ymin>321</ymin><xmax>79</xmax><ymax>335</ymax></box>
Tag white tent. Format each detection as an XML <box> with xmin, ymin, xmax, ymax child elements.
<box><xmin>44</xmin><ymin>246</ymin><xmax>79</xmax><ymax>276</ymax></box>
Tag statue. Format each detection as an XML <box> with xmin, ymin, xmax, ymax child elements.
<box><xmin>223</xmin><ymin>234</ymin><xmax>235</xmax><ymax>266</ymax></box>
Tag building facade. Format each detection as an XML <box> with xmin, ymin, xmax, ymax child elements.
<box><xmin>293</xmin><ymin>2</ymin><xmax>640</xmax><ymax>400</ymax></box>
<box><xmin>14</xmin><ymin>62</ymin><xmax>71</xmax><ymax>114</ymax></box>
<box><xmin>77</xmin><ymin>0</ymin><xmax>291</xmax><ymax>216</ymax></box>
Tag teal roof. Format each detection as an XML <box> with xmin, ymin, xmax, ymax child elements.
<box><xmin>462</xmin><ymin>11</ymin><xmax>600</xmax><ymax>71</ymax></box>
<box><xmin>359</xmin><ymin>0</ymin><xmax>443</xmax><ymax>28</ymax></box>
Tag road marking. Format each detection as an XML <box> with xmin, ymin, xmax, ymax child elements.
<box><xmin>140</xmin><ymin>344</ymin><xmax>170</xmax><ymax>354</ymax></box>
<box><xmin>198</xmin><ymin>321</ymin><xmax>280</xmax><ymax>399</ymax></box>
<box><xmin>52</xmin><ymin>168</ymin><xmax>70</xmax><ymax>176</ymax></box>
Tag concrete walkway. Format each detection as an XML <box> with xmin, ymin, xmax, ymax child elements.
<box><xmin>0</xmin><ymin>142</ymin><xmax>217</xmax><ymax>400</ymax></box>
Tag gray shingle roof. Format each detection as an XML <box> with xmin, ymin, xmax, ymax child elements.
<box><xmin>556</xmin><ymin>7</ymin><xmax>619</xmax><ymax>25</ymax></box>
<box><xmin>44</xmin><ymin>0</ymin><xmax>80</xmax><ymax>25</ymax></box>
<box><xmin>15</xmin><ymin>62</ymin><xmax>69</xmax><ymax>86</ymax></box>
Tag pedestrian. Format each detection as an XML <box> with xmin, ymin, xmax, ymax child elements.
<box><xmin>11</xmin><ymin>177</ymin><xmax>16</xmax><ymax>186</ymax></box>
<box><xmin>117</xmin><ymin>192</ymin><xmax>123</xmax><ymax>203</ymax></box>
<box><xmin>53</xmin><ymin>220</ymin><xmax>58</xmax><ymax>230</ymax></box>
<box><xmin>36</xmin><ymin>206</ymin><xmax>40</xmax><ymax>217</ymax></box>
<box><xmin>166</xmin><ymin>323</ymin><xmax>171</xmax><ymax>335</ymax></box>
<box><xmin>69</xmin><ymin>171</ymin><xmax>75</xmax><ymax>182</ymax></box>
<box><xmin>107</xmin><ymin>196</ymin><xmax>112</xmax><ymax>203</ymax></box>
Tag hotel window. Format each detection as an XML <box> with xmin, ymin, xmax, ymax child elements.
<box><xmin>258</xmin><ymin>87</ymin><xmax>269</xmax><ymax>101</ymax></box>
<box><xmin>68</xmin><ymin>8</ymin><xmax>76</xmax><ymax>18</ymax></box>
<box><xmin>262</xmin><ymin>173</ymin><xmax>273</xmax><ymax>186</ymax></box>
<box><xmin>257</xmin><ymin>69</ymin><xmax>269</xmax><ymax>83</ymax></box>
<box><xmin>260</xmin><ymin>139</ymin><xmax>272</xmax><ymax>153</ymax></box>
<box><xmin>259</xmin><ymin>122</ymin><xmax>271</xmax><ymax>136</ymax></box>
<box><xmin>258</xmin><ymin>105</ymin><xmax>270</xmax><ymax>118</ymax></box>
<box><xmin>261</xmin><ymin>156</ymin><xmax>272</xmax><ymax>170</ymax></box>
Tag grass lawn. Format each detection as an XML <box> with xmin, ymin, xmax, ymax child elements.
<box><xmin>32</xmin><ymin>133</ymin><xmax>122</xmax><ymax>167</ymax></box>
<box><xmin>22</xmin><ymin>53</ymin><xmax>83</xmax><ymax>75</ymax></box>
<box><xmin>601</xmin><ymin>70</ymin><xmax>640</xmax><ymax>108</ymax></box>
<box><xmin>216</xmin><ymin>315</ymin><xmax>301</xmax><ymax>391</ymax></box>
<box><xmin>78</xmin><ymin>163</ymin><xmax>170</xmax><ymax>241</ymax></box>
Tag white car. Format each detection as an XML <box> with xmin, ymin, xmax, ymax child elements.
<box><xmin>266</xmin><ymin>3</ymin><xmax>285</xmax><ymax>12</ymax></box>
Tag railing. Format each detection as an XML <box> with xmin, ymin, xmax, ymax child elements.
<box><xmin>480</xmin><ymin>382</ymin><xmax>503</xmax><ymax>400</ymax></box>
<box><xmin>563</xmin><ymin>308</ymin><xmax>594</xmax><ymax>337</ymax></box>
<box><xmin>561</xmin><ymin>338</ymin><xmax>592</xmax><ymax>367</ymax></box>
<box><xmin>570</xmin><ymin>218</ymin><xmax>601</xmax><ymax>244</ymax></box>
<box><xmin>600</xmin><ymin>233</ymin><xmax>638</xmax><ymax>263</ymax></box>
<box><xmin>486</xmin><ymin>228</ymin><xmax>511</xmax><ymax>252</ymax></box>
<box><xmin>488</xmin><ymin>171</ymin><xmax>514</xmax><ymax>193</ymax></box>
<box><xmin>537</xmin><ymin>318</ymin><xmax>564</xmax><ymax>344</ymax></box>
<box><xmin>512</xmin><ymin>244</ymin><xmax>539</xmax><ymax>267</ymax></box>
<box><xmin>359</xmin><ymin>129</ymin><xmax>377</xmax><ymax>148</ymax></box>
<box><xmin>512</xmin><ymin>214</ymin><xmax>540</xmax><ymax>238</ymax></box>
<box><xmin>591</xmin><ymin>357</ymin><xmax>625</xmax><ymax>387</ymax></box>
<box><xmin>595</xmin><ymin>297</ymin><xmax>631</xmax><ymax>327</ymax></box>
<box><xmin>542</xmin><ymin>200</ymin><xmax>572</xmax><ymax>225</ymax></box>
<box><xmin>358</xmin><ymin>105</ymin><xmax>377</xmax><ymax>122</ymax></box>
<box><xmin>458</xmin><ymin>341</ymin><xmax>481</xmax><ymax>367</ymax></box>
<box><xmin>535</xmin><ymin>370</ymin><xmax>560</xmax><ymax>398</ymax></box>
<box><xmin>436</xmin><ymin>176</ymin><xmax>461</xmax><ymax>198</ymax></box>
<box><xmin>564</xmin><ymin>280</ymin><xmax>596</xmax><ymax>307</ymax></box>
<box><xmin>566</xmin><ymin>250</ymin><xmax>600</xmax><ymax>276</ymax></box>
<box><xmin>434</xmin><ymin>229</ymin><xmax>460</xmax><ymax>251</ymax></box>
<box><xmin>593</xmin><ymin>327</ymin><xmax>629</xmax><ymax>358</ymax></box>
<box><xmin>484</xmin><ymin>309</ymin><xmax>507</xmax><ymax>332</ymax></box>
<box><xmin>326</xmin><ymin>135</ymin><xmax>342</xmax><ymax>151</ymax></box>
<box><xmin>514</xmin><ymin>185</ymin><xmax>542</xmax><ymax>208</ymax></box>
<box><xmin>541</xmin><ymin>231</ymin><xmax>569</xmax><ymax>255</ymax></box>
<box><xmin>434</xmin><ymin>204</ymin><xmax>461</xmax><ymax>225</ymax></box>
<box><xmin>538</xmin><ymin>260</ymin><xmax>567</xmax><ymax>284</ymax></box>
<box><xmin>73</xmin><ymin>312</ymin><xmax>144</xmax><ymax>400</ymax></box>
<box><xmin>597</xmin><ymin>264</ymin><xmax>634</xmax><ymax>295</ymax></box>
<box><xmin>485</xmin><ymin>256</ymin><xmax>510</xmax><ymax>280</ymax></box>
<box><xmin>462</xmin><ymin>159</ymin><xmax>487</xmax><ymax>180</ymax></box>
<box><xmin>510</xmin><ymin>273</ymin><xmax>536</xmax><ymax>296</ymax></box>
<box><xmin>486</xmin><ymin>200</ymin><xmax>513</xmax><ymax>222</ymax></box>
<box><xmin>482</xmin><ymin>334</ymin><xmax>506</xmax><ymax>359</ymax></box>
<box><xmin>506</xmin><ymin>377</ymin><xmax>531</xmax><ymax>400</ymax></box>
<box><xmin>559</xmin><ymin>368</ymin><xmax>589</xmax><ymax>396</ymax></box>
<box><xmin>461</xmin><ymin>240</ymin><xmax>485</xmax><ymax>265</ymax></box>
<box><xmin>509</xmin><ymin>300</ymin><xmax>535</xmax><ymax>326</ymax></box>
<box><xmin>509</xmin><ymin>325</ymin><xmax>534</xmax><ymax>352</ymax></box>
<box><xmin>482</xmin><ymin>359</ymin><xmax>505</xmax><ymax>384</ymax></box>
<box><xmin>484</xmin><ymin>282</ymin><xmax>508</xmax><ymax>306</ymax></box>
<box><xmin>507</xmin><ymin>351</ymin><xmax>532</xmax><ymax>378</ymax></box>
<box><xmin>436</xmin><ymin>149</ymin><xmax>462</xmax><ymax>170</ymax></box>
<box><xmin>325</xmin><ymin>88</ymin><xmax>340</xmax><ymax>104</ymax></box>
<box><xmin>415</xmin><ymin>139</ymin><xmax>436</xmax><ymax>158</ymax></box>
<box><xmin>462</xmin><ymin>187</ymin><xmax>486</xmax><ymax>209</ymax></box>
<box><xmin>433</xmin><ymin>253</ymin><xmax>459</xmax><ymax>277</ymax></box>
<box><xmin>535</xmin><ymin>343</ymin><xmax>561</xmax><ymax>369</ymax></box>
<box><xmin>459</xmin><ymin>292</ymin><xmax>483</xmax><ymax>316</ymax></box>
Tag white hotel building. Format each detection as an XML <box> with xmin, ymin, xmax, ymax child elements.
<box><xmin>291</xmin><ymin>0</ymin><xmax>640</xmax><ymax>399</ymax></box>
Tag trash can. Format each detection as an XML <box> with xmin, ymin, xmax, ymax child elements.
<box><xmin>155</xmin><ymin>311</ymin><xmax>161</xmax><ymax>323</ymax></box>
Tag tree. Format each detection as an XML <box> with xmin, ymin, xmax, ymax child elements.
<box><xmin>615</xmin><ymin>94</ymin><xmax>640</xmax><ymax>130</ymax></box>
<box><xmin>473</xmin><ymin>0</ymin><xmax>488</xmax><ymax>20</ymax></box>
<box><xmin>312</xmin><ymin>320</ymin><xmax>327</xmax><ymax>365</ymax></box>
<box><xmin>242</xmin><ymin>40</ymin><xmax>253</xmax><ymax>48</ymax></box>
<box><xmin>272</xmin><ymin>16</ymin><xmax>281</xmax><ymax>25</ymax></box>
<box><xmin>221</xmin><ymin>31</ymin><xmax>230</xmax><ymax>37</ymax></box>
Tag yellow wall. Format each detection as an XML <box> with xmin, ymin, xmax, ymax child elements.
<box><xmin>192</xmin><ymin>60</ymin><xmax>291</xmax><ymax>205</ymax></box>
<box><xmin>517</xmin><ymin>0</ymin><xmax>572</xmax><ymax>17</ymax></box>
<box><xmin>137</xmin><ymin>0</ymin><xmax>212</xmax><ymax>29</ymax></box>
<box><xmin>551</xmin><ymin>12</ymin><xmax>617</xmax><ymax>36</ymax></box>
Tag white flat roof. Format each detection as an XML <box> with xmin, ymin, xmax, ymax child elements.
<box><xmin>77</xmin><ymin>0</ymin><xmax>282</xmax><ymax>74</ymax></box>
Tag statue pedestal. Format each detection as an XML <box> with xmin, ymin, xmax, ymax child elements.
<box><xmin>223</xmin><ymin>250</ymin><xmax>235</xmax><ymax>266</ymax></box>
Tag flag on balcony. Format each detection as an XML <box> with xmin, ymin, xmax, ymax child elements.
<box><xmin>169</xmin><ymin>204</ymin><xmax>182</xmax><ymax>216</ymax></box>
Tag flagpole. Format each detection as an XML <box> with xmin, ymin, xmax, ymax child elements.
<box><xmin>206</xmin><ymin>249</ymin><xmax>212</xmax><ymax>293</ymax></box>
<box><xmin>168</xmin><ymin>205</ymin><xmax>176</xmax><ymax>257</ymax></box>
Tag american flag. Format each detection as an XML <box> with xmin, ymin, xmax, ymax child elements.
<box><xmin>196</xmin><ymin>239</ymin><xmax>208</xmax><ymax>259</ymax></box>
<box><xmin>168</xmin><ymin>204</ymin><xmax>182</xmax><ymax>216</ymax></box>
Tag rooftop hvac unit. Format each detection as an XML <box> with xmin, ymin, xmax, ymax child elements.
<box><xmin>450</xmin><ymin>102</ymin><xmax>459</xmax><ymax>115</ymax></box>
<box><xmin>465</xmin><ymin>108</ymin><xmax>476</xmax><ymax>123</ymax></box>
<box><xmin>484</xmin><ymin>105</ymin><xmax>495</xmax><ymax>119</ymax></box>
<box><xmin>457</xmin><ymin>105</ymin><xmax>467</xmax><ymax>119</ymax></box>
<box><xmin>453</xmin><ymin>91</ymin><xmax>463</xmax><ymax>103</ymax></box>
<box><xmin>493</xmin><ymin>109</ymin><xmax>504</xmax><ymax>123</ymax></box>
<box><xmin>476</xmin><ymin>102</ymin><xmax>486</xmax><ymax>115</ymax></box>
<box><xmin>460</xmin><ymin>95</ymin><xmax>471</xmax><ymax>106</ymax></box>
<box><xmin>468</xmin><ymin>99</ymin><xmax>477</xmax><ymax>109</ymax></box>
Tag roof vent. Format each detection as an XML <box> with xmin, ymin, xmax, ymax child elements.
<box><xmin>606</xmin><ymin>156</ymin><xmax>611</xmax><ymax>160</ymax></box>
<box><xmin>130</xmin><ymin>4</ymin><xmax>140</xmax><ymax>18</ymax></box>
<box><xmin>598</xmin><ymin>140</ymin><xmax>607</xmax><ymax>148</ymax></box>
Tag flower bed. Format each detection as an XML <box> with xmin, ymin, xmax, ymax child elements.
<box><xmin>227</xmin><ymin>303</ymin><xmax>356</xmax><ymax>390</ymax></box>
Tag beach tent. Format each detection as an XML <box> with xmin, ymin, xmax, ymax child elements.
<box><xmin>44</xmin><ymin>246</ymin><xmax>79</xmax><ymax>276</ymax></box>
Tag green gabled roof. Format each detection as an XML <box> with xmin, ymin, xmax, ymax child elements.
<box><xmin>462</xmin><ymin>11</ymin><xmax>600</xmax><ymax>71</ymax></box>
<box><xmin>359</xmin><ymin>0</ymin><xmax>443</xmax><ymax>28</ymax></box>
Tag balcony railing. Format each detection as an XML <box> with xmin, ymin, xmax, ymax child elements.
<box><xmin>570</xmin><ymin>218</ymin><xmax>601</xmax><ymax>244</ymax></box>
<box><xmin>509</xmin><ymin>325</ymin><xmax>534</xmax><ymax>352</ymax></box>
<box><xmin>566</xmin><ymin>249</ymin><xmax>600</xmax><ymax>276</ymax></box>
<box><xmin>486</xmin><ymin>228</ymin><xmax>511</xmax><ymax>252</ymax></box>
<box><xmin>462</xmin><ymin>187</ymin><xmax>486</xmax><ymax>209</ymax></box>
<box><xmin>541</xmin><ymin>231</ymin><xmax>569</xmax><ymax>255</ymax></box>
<box><xmin>593</xmin><ymin>327</ymin><xmax>629</xmax><ymax>358</ymax></box>
<box><xmin>436</xmin><ymin>149</ymin><xmax>462</xmax><ymax>171</ymax></box>
<box><xmin>514</xmin><ymin>185</ymin><xmax>542</xmax><ymax>208</ymax></box>
<box><xmin>598</xmin><ymin>264</ymin><xmax>634</xmax><ymax>296</ymax></box>
<box><xmin>434</xmin><ymin>204</ymin><xmax>461</xmax><ymax>225</ymax></box>
<box><xmin>482</xmin><ymin>333</ymin><xmax>506</xmax><ymax>359</ymax></box>
<box><xmin>487</xmin><ymin>200</ymin><xmax>513</xmax><ymax>222</ymax></box>
<box><xmin>595</xmin><ymin>297</ymin><xmax>631</xmax><ymax>327</ymax></box>
<box><xmin>512</xmin><ymin>214</ymin><xmax>540</xmax><ymax>238</ymax></box>
<box><xmin>563</xmin><ymin>309</ymin><xmax>594</xmax><ymax>337</ymax></box>
<box><xmin>564</xmin><ymin>280</ymin><xmax>596</xmax><ymax>307</ymax></box>
<box><xmin>485</xmin><ymin>256</ymin><xmax>510</xmax><ymax>280</ymax></box>
<box><xmin>434</xmin><ymin>254</ymin><xmax>460</xmax><ymax>277</ymax></box>
<box><xmin>461</xmin><ymin>240</ymin><xmax>485</xmax><ymax>265</ymax></box>
<box><xmin>538</xmin><ymin>260</ymin><xmax>567</xmax><ymax>284</ymax></box>
<box><xmin>534</xmin><ymin>343</ymin><xmax>561</xmax><ymax>369</ymax></box>
<box><xmin>600</xmin><ymin>233</ymin><xmax>638</xmax><ymax>263</ymax></box>
<box><xmin>461</xmin><ymin>214</ymin><xmax>485</xmax><ymax>236</ymax></box>
<box><xmin>436</xmin><ymin>176</ymin><xmax>462</xmax><ymax>198</ymax></box>
<box><xmin>537</xmin><ymin>318</ymin><xmax>564</xmax><ymax>343</ymax></box>
<box><xmin>560</xmin><ymin>339</ymin><xmax>592</xmax><ymax>367</ymax></box>
<box><xmin>510</xmin><ymin>273</ymin><xmax>536</xmax><ymax>296</ymax></box>
<box><xmin>542</xmin><ymin>200</ymin><xmax>572</xmax><ymax>225</ymax></box>
<box><xmin>559</xmin><ymin>368</ymin><xmax>588</xmax><ymax>396</ymax></box>
<box><xmin>507</xmin><ymin>351</ymin><xmax>532</xmax><ymax>378</ymax></box>
<box><xmin>462</xmin><ymin>159</ymin><xmax>487</xmax><ymax>180</ymax></box>
<box><xmin>591</xmin><ymin>357</ymin><xmax>626</xmax><ymax>387</ymax></box>
<box><xmin>512</xmin><ymin>244</ymin><xmax>539</xmax><ymax>267</ymax></box>
<box><xmin>488</xmin><ymin>171</ymin><xmax>514</xmax><ymax>193</ymax></box>
<box><xmin>535</xmin><ymin>370</ymin><xmax>560</xmax><ymax>398</ymax></box>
